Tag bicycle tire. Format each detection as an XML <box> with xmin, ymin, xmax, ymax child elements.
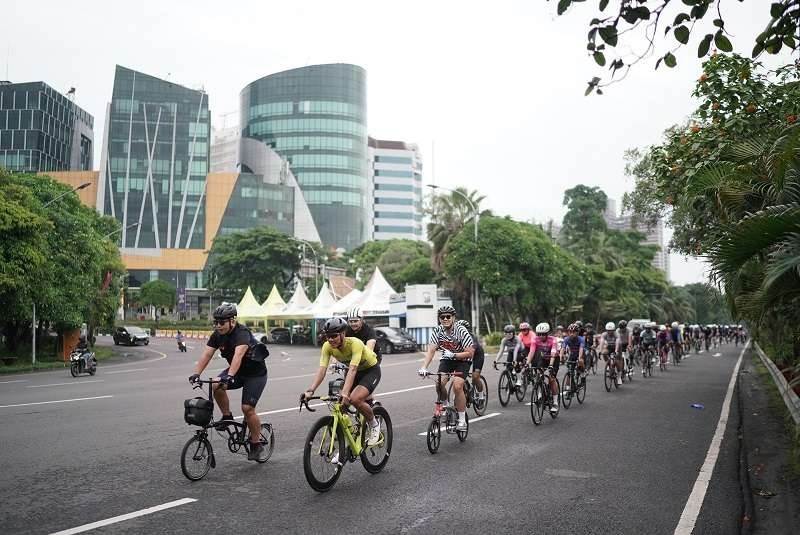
<box><xmin>514</xmin><ymin>370</ymin><xmax>528</xmax><ymax>402</ymax></box>
<box><xmin>180</xmin><ymin>434</ymin><xmax>214</xmax><ymax>481</ymax></box>
<box><xmin>530</xmin><ymin>378</ymin><xmax>545</xmax><ymax>425</ymax></box>
<box><xmin>498</xmin><ymin>370</ymin><xmax>512</xmax><ymax>407</ymax></box>
<box><xmin>561</xmin><ymin>369</ymin><xmax>573</xmax><ymax>410</ymax></box>
<box><xmin>456</xmin><ymin>411</ymin><xmax>469</xmax><ymax>442</ymax></box>
<box><xmin>472</xmin><ymin>375</ymin><xmax>488</xmax><ymax>416</ymax></box>
<box><xmin>361</xmin><ymin>406</ymin><xmax>392</xmax><ymax>473</ymax></box>
<box><xmin>426</xmin><ymin>417</ymin><xmax>441</xmax><ymax>454</ymax></box>
<box><xmin>603</xmin><ymin>361</ymin><xmax>613</xmax><ymax>392</ymax></box>
<box><xmin>254</xmin><ymin>423</ymin><xmax>275</xmax><ymax>464</ymax></box>
<box><xmin>576</xmin><ymin>372</ymin><xmax>586</xmax><ymax>404</ymax></box>
<box><xmin>303</xmin><ymin>416</ymin><xmax>345</xmax><ymax>492</ymax></box>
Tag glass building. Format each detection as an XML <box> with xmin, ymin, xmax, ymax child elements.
<box><xmin>240</xmin><ymin>64</ymin><xmax>368</xmax><ymax>250</ymax></box>
<box><xmin>0</xmin><ymin>81</ymin><xmax>93</xmax><ymax>172</ymax></box>
<box><xmin>99</xmin><ymin>65</ymin><xmax>210</xmax><ymax>250</ymax></box>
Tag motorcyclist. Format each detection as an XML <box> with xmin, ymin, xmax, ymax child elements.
<box><xmin>176</xmin><ymin>330</ymin><xmax>186</xmax><ymax>351</ymax></box>
<box><xmin>75</xmin><ymin>334</ymin><xmax>96</xmax><ymax>369</ymax></box>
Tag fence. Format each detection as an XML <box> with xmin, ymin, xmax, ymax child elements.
<box><xmin>753</xmin><ymin>341</ymin><xmax>800</xmax><ymax>429</ymax></box>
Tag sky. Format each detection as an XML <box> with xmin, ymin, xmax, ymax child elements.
<box><xmin>2</xmin><ymin>0</ymin><xmax>781</xmax><ymax>284</ymax></box>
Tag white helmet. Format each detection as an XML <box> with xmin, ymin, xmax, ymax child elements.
<box><xmin>535</xmin><ymin>322</ymin><xmax>550</xmax><ymax>335</ymax></box>
<box><xmin>605</xmin><ymin>322</ymin><xmax>615</xmax><ymax>331</ymax></box>
<box><xmin>660</xmin><ymin>325</ymin><xmax>667</xmax><ymax>331</ymax></box>
<box><xmin>671</xmin><ymin>321</ymin><xmax>679</xmax><ymax>328</ymax></box>
<box><xmin>347</xmin><ymin>307</ymin><xmax>362</xmax><ymax>320</ymax></box>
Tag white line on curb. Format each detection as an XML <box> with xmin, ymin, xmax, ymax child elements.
<box><xmin>0</xmin><ymin>395</ymin><xmax>113</xmax><ymax>409</ymax></box>
<box><xmin>0</xmin><ymin>379</ymin><xmax>28</xmax><ymax>384</ymax></box>
<box><xmin>417</xmin><ymin>412</ymin><xmax>501</xmax><ymax>435</ymax></box>
<box><xmin>49</xmin><ymin>498</ymin><xmax>197</xmax><ymax>535</ymax></box>
<box><xmin>27</xmin><ymin>380</ymin><xmax>104</xmax><ymax>388</ymax></box>
<box><xmin>673</xmin><ymin>343</ymin><xmax>748</xmax><ymax>535</ymax></box>
<box><xmin>106</xmin><ymin>368</ymin><xmax>149</xmax><ymax>375</ymax></box>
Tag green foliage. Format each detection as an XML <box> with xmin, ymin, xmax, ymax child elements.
<box><xmin>680</xmin><ymin>282</ymin><xmax>731</xmax><ymax>324</ymax></box>
<box><xmin>426</xmin><ymin>187</ymin><xmax>489</xmax><ymax>272</ymax></box>
<box><xmin>206</xmin><ymin>226</ymin><xmax>302</xmax><ymax>300</ymax></box>
<box><xmin>483</xmin><ymin>331</ymin><xmax>503</xmax><ymax>346</ymax></box>
<box><xmin>561</xmin><ymin>184</ymin><xmax>608</xmax><ymax>248</ymax></box>
<box><xmin>139</xmin><ymin>280</ymin><xmax>177</xmax><ymax>310</ymax></box>
<box><xmin>347</xmin><ymin>239</ymin><xmax>435</xmax><ymax>290</ymax></box>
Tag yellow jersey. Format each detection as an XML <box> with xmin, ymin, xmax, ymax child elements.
<box><xmin>320</xmin><ymin>337</ymin><xmax>379</xmax><ymax>371</ymax></box>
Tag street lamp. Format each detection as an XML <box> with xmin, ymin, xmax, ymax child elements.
<box><xmin>293</xmin><ymin>238</ymin><xmax>319</xmax><ymax>296</ymax></box>
<box><xmin>102</xmin><ymin>222</ymin><xmax>139</xmax><ymax>240</ymax></box>
<box><xmin>43</xmin><ymin>182</ymin><xmax>91</xmax><ymax>208</ymax></box>
<box><xmin>427</xmin><ymin>184</ymin><xmax>481</xmax><ymax>336</ymax></box>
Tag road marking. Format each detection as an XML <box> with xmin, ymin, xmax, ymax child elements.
<box><xmin>713</xmin><ymin>353</ymin><xmax>721</xmax><ymax>358</ymax></box>
<box><xmin>674</xmin><ymin>342</ymin><xmax>748</xmax><ymax>535</ymax></box>
<box><xmin>106</xmin><ymin>368</ymin><xmax>149</xmax><ymax>375</ymax></box>
<box><xmin>417</xmin><ymin>412</ymin><xmax>501</xmax><ymax>435</ymax></box>
<box><xmin>0</xmin><ymin>379</ymin><xmax>28</xmax><ymax>384</ymax></box>
<box><xmin>50</xmin><ymin>497</ymin><xmax>197</xmax><ymax>535</ymax></box>
<box><xmin>27</xmin><ymin>380</ymin><xmax>104</xmax><ymax>388</ymax></box>
<box><xmin>0</xmin><ymin>395</ymin><xmax>113</xmax><ymax>409</ymax></box>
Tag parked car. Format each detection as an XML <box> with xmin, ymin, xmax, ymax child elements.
<box><xmin>250</xmin><ymin>331</ymin><xmax>269</xmax><ymax>345</ymax></box>
<box><xmin>113</xmin><ymin>326</ymin><xmax>150</xmax><ymax>346</ymax></box>
<box><xmin>375</xmin><ymin>326</ymin><xmax>417</xmax><ymax>354</ymax></box>
<box><xmin>270</xmin><ymin>327</ymin><xmax>291</xmax><ymax>344</ymax></box>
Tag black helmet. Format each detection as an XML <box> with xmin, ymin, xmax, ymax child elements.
<box><xmin>503</xmin><ymin>324</ymin><xmax>515</xmax><ymax>333</ymax></box>
<box><xmin>322</xmin><ymin>317</ymin><xmax>347</xmax><ymax>335</ymax></box>
<box><xmin>575</xmin><ymin>320</ymin><xmax>583</xmax><ymax>328</ymax></box>
<box><xmin>586</xmin><ymin>323</ymin><xmax>594</xmax><ymax>330</ymax></box>
<box><xmin>457</xmin><ymin>319</ymin><xmax>470</xmax><ymax>329</ymax></box>
<box><xmin>213</xmin><ymin>302</ymin><xmax>237</xmax><ymax>320</ymax></box>
<box><xmin>437</xmin><ymin>305</ymin><xmax>456</xmax><ymax>317</ymax></box>
<box><xmin>618</xmin><ymin>320</ymin><xmax>628</xmax><ymax>328</ymax></box>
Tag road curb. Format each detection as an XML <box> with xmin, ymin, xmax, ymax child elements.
<box><xmin>737</xmin><ymin>367</ymin><xmax>755</xmax><ymax>535</ymax></box>
<box><xmin>752</xmin><ymin>342</ymin><xmax>800</xmax><ymax>428</ymax></box>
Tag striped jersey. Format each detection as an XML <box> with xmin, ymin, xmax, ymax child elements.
<box><xmin>428</xmin><ymin>324</ymin><xmax>475</xmax><ymax>360</ymax></box>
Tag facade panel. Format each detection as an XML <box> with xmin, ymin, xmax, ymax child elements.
<box><xmin>369</xmin><ymin>137</ymin><xmax>423</xmax><ymax>241</ymax></box>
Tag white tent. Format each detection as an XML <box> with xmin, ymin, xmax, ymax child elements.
<box><xmin>331</xmin><ymin>288</ymin><xmax>363</xmax><ymax>316</ymax></box>
<box><xmin>260</xmin><ymin>285</ymin><xmax>286</xmax><ymax>319</ymax></box>
<box><xmin>310</xmin><ymin>282</ymin><xmax>338</xmax><ymax>319</ymax></box>
<box><xmin>272</xmin><ymin>283</ymin><xmax>314</xmax><ymax>320</ymax></box>
<box><xmin>236</xmin><ymin>286</ymin><xmax>266</xmax><ymax>322</ymax></box>
<box><xmin>353</xmin><ymin>267</ymin><xmax>397</xmax><ymax>316</ymax></box>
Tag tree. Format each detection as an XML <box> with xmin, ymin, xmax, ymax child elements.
<box><xmin>140</xmin><ymin>280</ymin><xmax>177</xmax><ymax>319</ymax></box>
<box><xmin>206</xmin><ymin>227</ymin><xmax>301</xmax><ymax>301</ymax></box>
<box><xmin>426</xmin><ymin>187</ymin><xmax>489</xmax><ymax>272</ymax></box>
<box><xmin>375</xmin><ymin>240</ymin><xmax>435</xmax><ymax>290</ymax></box>
<box><xmin>680</xmin><ymin>282</ymin><xmax>731</xmax><ymax>324</ymax></box>
<box><xmin>551</xmin><ymin>1</ymin><xmax>800</xmax><ymax>94</ymax></box>
<box><xmin>561</xmin><ymin>184</ymin><xmax>608</xmax><ymax>248</ymax></box>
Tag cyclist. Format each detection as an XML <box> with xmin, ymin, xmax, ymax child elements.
<box><xmin>458</xmin><ymin>319</ymin><xmax>486</xmax><ymax>403</ymax></box>
<box><xmin>555</xmin><ymin>325</ymin><xmax>565</xmax><ymax>351</ymax></box>
<box><xmin>189</xmin><ymin>302</ymin><xmax>269</xmax><ymax>461</ymax></box>
<box><xmin>657</xmin><ymin>325</ymin><xmax>670</xmax><ymax>365</ymax></box>
<box><xmin>640</xmin><ymin>322</ymin><xmax>658</xmax><ymax>375</ymax></box>
<box><xmin>630</xmin><ymin>323</ymin><xmax>642</xmax><ymax>361</ymax></box>
<box><xmin>514</xmin><ymin>322</ymin><xmax>535</xmax><ymax>387</ymax></box>
<box><xmin>303</xmin><ymin>317</ymin><xmax>383</xmax><ymax>446</ymax></box>
<box><xmin>526</xmin><ymin>322</ymin><xmax>560</xmax><ymax>413</ymax></box>
<box><xmin>561</xmin><ymin>323</ymin><xmax>585</xmax><ymax>383</ymax></box>
<box><xmin>418</xmin><ymin>306</ymin><xmax>475</xmax><ymax>431</ymax></box>
<box><xmin>669</xmin><ymin>321</ymin><xmax>682</xmax><ymax>361</ymax></box>
<box><xmin>617</xmin><ymin>320</ymin><xmax>631</xmax><ymax>379</ymax></box>
<box><xmin>345</xmin><ymin>307</ymin><xmax>379</xmax><ymax>355</ymax></box>
<box><xmin>598</xmin><ymin>322</ymin><xmax>622</xmax><ymax>386</ymax></box>
<box><xmin>495</xmin><ymin>324</ymin><xmax>520</xmax><ymax>366</ymax></box>
<box><xmin>582</xmin><ymin>322</ymin><xmax>597</xmax><ymax>370</ymax></box>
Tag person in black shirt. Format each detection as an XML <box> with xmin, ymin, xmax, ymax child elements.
<box><xmin>189</xmin><ymin>302</ymin><xmax>268</xmax><ymax>461</ymax></box>
<box><xmin>346</xmin><ymin>307</ymin><xmax>379</xmax><ymax>356</ymax></box>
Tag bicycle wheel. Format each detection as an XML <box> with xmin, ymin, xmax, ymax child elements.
<box><xmin>590</xmin><ymin>350</ymin><xmax>597</xmax><ymax>374</ymax></box>
<box><xmin>514</xmin><ymin>370</ymin><xmax>528</xmax><ymax>402</ymax></box>
<box><xmin>456</xmin><ymin>411</ymin><xmax>469</xmax><ymax>442</ymax></box>
<box><xmin>303</xmin><ymin>416</ymin><xmax>345</xmax><ymax>492</ymax></box>
<box><xmin>561</xmin><ymin>369</ymin><xmax>573</xmax><ymax>409</ymax></box>
<box><xmin>472</xmin><ymin>375</ymin><xmax>489</xmax><ymax>416</ymax></box>
<box><xmin>426</xmin><ymin>417</ymin><xmax>441</xmax><ymax>454</ymax></box>
<box><xmin>530</xmin><ymin>379</ymin><xmax>545</xmax><ymax>425</ymax></box>
<box><xmin>361</xmin><ymin>406</ymin><xmax>392</xmax><ymax>473</ymax></box>
<box><xmin>180</xmin><ymin>434</ymin><xmax>214</xmax><ymax>481</ymax></box>
<box><xmin>254</xmin><ymin>423</ymin><xmax>275</xmax><ymax>464</ymax></box>
<box><xmin>548</xmin><ymin>378</ymin><xmax>560</xmax><ymax>419</ymax></box>
<box><xmin>498</xmin><ymin>370</ymin><xmax>512</xmax><ymax>407</ymax></box>
<box><xmin>603</xmin><ymin>361</ymin><xmax>613</xmax><ymax>392</ymax></box>
<box><xmin>576</xmin><ymin>372</ymin><xmax>586</xmax><ymax>404</ymax></box>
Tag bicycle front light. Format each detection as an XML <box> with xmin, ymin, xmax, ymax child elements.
<box><xmin>328</xmin><ymin>378</ymin><xmax>344</xmax><ymax>397</ymax></box>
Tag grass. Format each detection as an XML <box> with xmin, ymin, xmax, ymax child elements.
<box><xmin>0</xmin><ymin>346</ymin><xmax>116</xmax><ymax>375</ymax></box>
<box><xmin>752</xmin><ymin>356</ymin><xmax>800</xmax><ymax>477</ymax></box>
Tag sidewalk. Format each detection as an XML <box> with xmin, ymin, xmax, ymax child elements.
<box><xmin>738</xmin><ymin>351</ymin><xmax>800</xmax><ymax>534</ymax></box>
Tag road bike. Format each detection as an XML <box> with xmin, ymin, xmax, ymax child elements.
<box><xmin>671</xmin><ymin>341</ymin><xmax>682</xmax><ymax>366</ymax></box>
<box><xmin>641</xmin><ymin>345</ymin><xmax>655</xmax><ymax>377</ymax></box>
<box><xmin>694</xmin><ymin>337</ymin><xmax>701</xmax><ymax>353</ymax></box>
<box><xmin>423</xmin><ymin>371</ymin><xmax>468</xmax><ymax>453</ymax></box>
<box><xmin>621</xmin><ymin>350</ymin><xmax>634</xmax><ymax>383</ymax></box>
<box><xmin>585</xmin><ymin>346</ymin><xmax>598</xmax><ymax>375</ymax></box>
<box><xmin>658</xmin><ymin>345</ymin><xmax>669</xmax><ymax>372</ymax></box>
<box><xmin>529</xmin><ymin>365</ymin><xmax>559</xmax><ymax>424</ymax></box>
<box><xmin>299</xmin><ymin>364</ymin><xmax>392</xmax><ymax>492</ymax></box>
<box><xmin>603</xmin><ymin>352</ymin><xmax>621</xmax><ymax>392</ymax></box>
<box><xmin>181</xmin><ymin>378</ymin><xmax>275</xmax><ymax>481</ymax></box>
<box><xmin>560</xmin><ymin>359</ymin><xmax>586</xmax><ymax>409</ymax></box>
<box><xmin>448</xmin><ymin>370</ymin><xmax>488</xmax><ymax>416</ymax></box>
<box><xmin>493</xmin><ymin>360</ymin><xmax>528</xmax><ymax>406</ymax></box>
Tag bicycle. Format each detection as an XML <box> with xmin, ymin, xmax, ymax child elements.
<box><xmin>529</xmin><ymin>365</ymin><xmax>559</xmax><ymax>424</ymax></box>
<box><xmin>560</xmin><ymin>359</ymin><xmax>586</xmax><ymax>409</ymax></box>
<box><xmin>586</xmin><ymin>346</ymin><xmax>598</xmax><ymax>374</ymax></box>
<box><xmin>621</xmin><ymin>350</ymin><xmax>634</xmax><ymax>383</ymax></box>
<box><xmin>694</xmin><ymin>337</ymin><xmax>701</xmax><ymax>353</ymax></box>
<box><xmin>603</xmin><ymin>352</ymin><xmax>620</xmax><ymax>392</ymax></box>
<box><xmin>671</xmin><ymin>341</ymin><xmax>682</xmax><ymax>366</ymax></box>
<box><xmin>181</xmin><ymin>378</ymin><xmax>275</xmax><ymax>481</ymax></box>
<box><xmin>658</xmin><ymin>345</ymin><xmax>669</xmax><ymax>372</ymax></box>
<box><xmin>448</xmin><ymin>370</ymin><xmax>488</xmax><ymax>416</ymax></box>
<box><xmin>423</xmin><ymin>371</ymin><xmax>469</xmax><ymax>453</ymax></box>
<box><xmin>493</xmin><ymin>360</ymin><xmax>528</xmax><ymax>406</ymax></box>
<box><xmin>642</xmin><ymin>345</ymin><xmax>655</xmax><ymax>377</ymax></box>
<box><xmin>299</xmin><ymin>364</ymin><xmax>392</xmax><ymax>492</ymax></box>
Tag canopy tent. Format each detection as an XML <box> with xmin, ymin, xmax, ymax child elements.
<box><xmin>352</xmin><ymin>267</ymin><xmax>397</xmax><ymax>316</ymax></box>
<box><xmin>331</xmin><ymin>288</ymin><xmax>363</xmax><ymax>316</ymax></box>
<box><xmin>260</xmin><ymin>285</ymin><xmax>286</xmax><ymax>319</ymax></box>
<box><xmin>271</xmin><ymin>282</ymin><xmax>314</xmax><ymax>320</ymax></box>
<box><xmin>236</xmin><ymin>286</ymin><xmax>266</xmax><ymax>322</ymax></box>
<box><xmin>310</xmin><ymin>282</ymin><xmax>338</xmax><ymax>319</ymax></box>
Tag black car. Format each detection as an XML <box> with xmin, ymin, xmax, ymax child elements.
<box><xmin>375</xmin><ymin>326</ymin><xmax>417</xmax><ymax>354</ymax></box>
<box><xmin>270</xmin><ymin>327</ymin><xmax>291</xmax><ymax>344</ymax></box>
<box><xmin>113</xmin><ymin>326</ymin><xmax>150</xmax><ymax>346</ymax></box>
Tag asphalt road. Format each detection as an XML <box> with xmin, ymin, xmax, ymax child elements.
<box><xmin>0</xmin><ymin>337</ymin><xmax>749</xmax><ymax>534</ymax></box>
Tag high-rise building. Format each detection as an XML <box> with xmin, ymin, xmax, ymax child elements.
<box><xmin>368</xmin><ymin>137</ymin><xmax>423</xmax><ymax>241</ymax></box>
<box><xmin>604</xmin><ymin>198</ymin><xmax>669</xmax><ymax>277</ymax></box>
<box><xmin>240</xmin><ymin>64</ymin><xmax>369</xmax><ymax>250</ymax></box>
<box><xmin>0</xmin><ymin>81</ymin><xmax>93</xmax><ymax>172</ymax></box>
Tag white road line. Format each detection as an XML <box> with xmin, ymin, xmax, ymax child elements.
<box><xmin>674</xmin><ymin>342</ymin><xmax>748</xmax><ymax>535</ymax></box>
<box><xmin>0</xmin><ymin>379</ymin><xmax>28</xmax><ymax>384</ymax></box>
<box><xmin>50</xmin><ymin>498</ymin><xmax>197</xmax><ymax>535</ymax></box>
<box><xmin>0</xmin><ymin>395</ymin><xmax>113</xmax><ymax>409</ymax></box>
<box><xmin>713</xmin><ymin>353</ymin><xmax>722</xmax><ymax>358</ymax></box>
<box><xmin>27</xmin><ymin>380</ymin><xmax>104</xmax><ymax>388</ymax></box>
<box><xmin>417</xmin><ymin>412</ymin><xmax>501</xmax><ymax>435</ymax></box>
<box><xmin>106</xmin><ymin>368</ymin><xmax>149</xmax><ymax>375</ymax></box>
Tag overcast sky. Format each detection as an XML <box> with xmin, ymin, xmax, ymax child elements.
<box><xmin>3</xmin><ymin>0</ymin><xmax>780</xmax><ymax>284</ymax></box>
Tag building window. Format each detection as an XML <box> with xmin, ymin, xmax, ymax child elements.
<box><xmin>374</xmin><ymin>155</ymin><xmax>412</xmax><ymax>165</ymax></box>
<box><xmin>375</xmin><ymin>197</ymin><xmax>413</xmax><ymax>205</ymax></box>
<box><xmin>375</xmin><ymin>169</ymin><xmax>413</xmax><ymax>178</ymax></box>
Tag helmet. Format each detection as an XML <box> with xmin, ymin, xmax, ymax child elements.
<box><xmin>567</xmin><ymin>323</ymin><xmax>578</xmax><ymax>332</ymax></box>
<box><xmin>648</xmin><ymin>322</ymin><xmax>656</xmax><ymax>329</ymax></box>
<box><xmin>503</xmin><ymin>324</ymin><xmax>515</xmax><ymax>334</ymax></box>
<box><xmin>556</xmin><ymin>325</ymin><xmax>564</xmax><ymax>332</ymax></box>
<box><xmin>457</xmin><ymin>319</ymin><xmax>470</xmax><ymax>329</ymax></box>
<box><xmin>633</xmin><ymin>325</ymin><xmax>641</xmax><ymax>333</ymax></box>
<box><xmin>618</xmin><ymin>320</ymin><xmax>627</xmax><ymax>328</ymax></box>
<box><xmin>519</xmin><ymin>322</ymin><xmax>530</xmax><ymax>330</ymax></box>
<box><xmin>437</xmin><ymin>305</ymin><xmax>456</xmax><ymax>317</ymax></box>
<box><xmin>605</xmin><ymin>322</ymin><xmax>615</xmax><ymax>331</ymax></box>
<box><xmin>585</xmin><ymin>323</ymin><xmax>594</xmax><ymax>330</ymax></box>
<box><xmin>322</xmin><ymin>317</ymin><xmax>348</xmax><ymax>335</ymax></box>
<box><xmin>671</xmin><ymin>321</ymin><xmax>679</xmax><ymax>328</ymax></box>
<box><xmin>535</xmin><ymin>322</ymin><xmax>550</xmax><ymax>335</ymax></box>
<box><xmin>213</xmin><ymin>302</ymin><xmax>237</xmax><ymax>320</ymax></box>
<box><xmin>660</xmin><ymin>325</ymin><xmax>667</xmax><ymax>332</ymax></box>
<box><xmin>347</xmin><ymin>307</ymin><xmax>362</xmax><ymax>320</ymax></box>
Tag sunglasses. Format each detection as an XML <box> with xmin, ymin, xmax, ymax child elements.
<box><xmin>326</xmin><ymin>332</ymin><xmax>343</xmax><ymax>340</ymax></box>
<box><xmin>212</xmin><ymin>319</ymin><xmax>229</xmax><ymax>326</ymax></box>
<box><xmin>438</xmin><ymin>315</ymin><xmax>453</xmax><ymax>320</ymax></box>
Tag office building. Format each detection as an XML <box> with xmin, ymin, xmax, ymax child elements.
<box><xmin>241</xmin><ymin>64</ymin><xmax>369</xmax><ymax>250</ymax></box>
<box><xmin>0</xmin><ymin>80</ymin><xmax>93</xmax><ymax>172</ymax></box>
<box><xmin>368</xmin><ymin>137</ymin><xmax>423</xmax><ymax>240</ymax></box>
<box><xmin>604</xmin><ymin>198</ymin><xmax>669</xmax><ymax>277</ymax></box>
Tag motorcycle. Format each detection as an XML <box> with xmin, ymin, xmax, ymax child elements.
<box><xmin>177</xmin><ymin>340</ymin><xmax>187</xmax><ymax>352</ymax></box>
<box><xmin>70</xmin><ymin>348</ymin><xmax>97</xmax><ymax>377</ymax></box>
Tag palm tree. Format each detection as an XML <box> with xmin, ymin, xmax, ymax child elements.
<box><xmin>426</xmin><ymin>187</ymin><xmax>488</xmax><ymax>272</ymax></box>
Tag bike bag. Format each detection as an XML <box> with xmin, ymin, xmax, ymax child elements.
<box><xmin>184</xmin><ymin>397</ymin><xmax>213</xmax><ymax>426</ymax></box>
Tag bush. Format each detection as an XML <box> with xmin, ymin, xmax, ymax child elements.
<box><xmin>483</xmin><ymin>331</ymin><xmax>503</xmax><ymax>347</ymax></box>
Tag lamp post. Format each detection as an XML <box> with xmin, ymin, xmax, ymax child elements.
<box><xmin>293</xmin><ymin>238</ymin><xmax>319</xmax><ymax>296</ymax></box>
<box><xmin>102</xmin><ymin>222</ymin><xmax>139</xmax><ymax>240</ymax></box>
<box><xmin>427</xmin><ymin>184</ymin><xmax>480</xmax><ymax>336</ymax></box>
<box><xmin>43</xmin><ymin>182</ymin><xmax>91</xmax><ymax>208</ymax></box>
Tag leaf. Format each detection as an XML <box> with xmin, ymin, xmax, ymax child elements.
<box><xmin>664</xmin><ymin>52</ymin><xmax>677</xmax><ymax>68</ymax></box>
<box><xmin>655</xmin><ymin>57</ymin><xmax>663</xmax><ymax>70</ymax></box>
<box><xmin>698</xmin><ymin>34</ymin><xmax>713</xmax><ymax>57</ymax></box>
<box><xmin>635</xmin><ymin>7</ymin><xmax>651</xmax><ymax>20</ymax></box>
<box><xmin>713</xmin><ymin>18</ymin><xmax>724</xmax><ymax>28</ymax></box>
<box><xmin>715</xmin><ymin>32</ymin><xmax>733</xmax><ymax>52</ymax></box>
<box><xmin>599</xmin><ymin>0</ymin><xmax>609</xmax><ymax>11</ymax></box>
<box><xmin>594</xmin><ymin>51</ymin><xmax>607</xmax><ymax>66</ymax></box>
<box><xmin>557</xmin><ymin>0</ymin><xmax>571</xmax><ymax>16</ymax></box>
<box><xmin>664</xmin><ymin>25</ymin><xmax>672</xmax><ymax>36</ymax></box>
<box><xmin>599</xmin><ymin>26</ymin><xmax>618</xmax><ymax>46</ymax></box>
<box><xmin>584</xmin><ymin>77</ymin><xmax>600</xmax><ymax>96</ymax></box>
<box><xmin>784</xmin><ymin>35</ymin><xmax>797</xmax><ymax>50</ymax></box>
<box><xmin>674</xmin><ymin>13</ymin><xmax>691</xmax><ymax>25</ymax></box>
<box><xmin>690</xmin><ymin>4</ymin><xmax>709</xmax><ymax>19</ymax></box>
<box><xmin>771</xmin><ymin>2</ymin><xmax>786</xmax><ymax>18</ymax></box>
<box><xmin>587</xmin><ymin>42</ymin><xmax>596</xmax><ymax>51</ymax></box>
<box><xmin>674</xmin><ymin>26</ymin><xmax>690</xmax><ymax>45</ymax></box>
<box><xmin>752</xmin><ymin>42</ymin><xmax>765</xmax><ymax>57</ymax></box>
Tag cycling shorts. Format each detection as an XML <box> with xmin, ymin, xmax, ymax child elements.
<box><xmin>565</xmin><ymin>351</ymin><xmax>581</xmax><ymax>363</ymax></box>
<box><xmin>533</xmin><ymin>353</ymin><xmax>560</xmax><ymax>375</ymax></box>
<box><xmin>438</xmin><ymin>359</ymin><xmax>471</xmax><ymax>380</ymax></box>
<box><xmin>471</xmin><ymin>352</ymin><xmax>484</xmax><ymax>373</ymax></box>
<box><xmin>219</xmin><ymin>368</ymin><xmax>267</xmax><ymax>407</ymax></box>
<box><xmin>354</xmin><ymin>364</ymin><xmax>381</xmax><ymax>394</ymax></box>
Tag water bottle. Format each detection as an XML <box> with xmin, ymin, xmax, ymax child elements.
<box><xmin>691</xmin><ymin>403</ymin><xmax>704</xmax><ymax>410</ymax></box>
